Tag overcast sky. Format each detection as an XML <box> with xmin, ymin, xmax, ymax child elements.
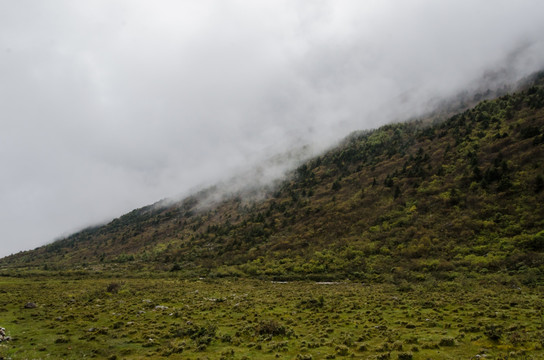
<box><xmin>1</xmin><ymin>1</ymin><xmax>544</xmax><ymax>258</ymax></box>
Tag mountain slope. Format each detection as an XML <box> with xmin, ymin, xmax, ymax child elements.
<box><xmin>2</xmin><ymin>77</ymin><xmax>544</xmax><ymax>282</ymax></box>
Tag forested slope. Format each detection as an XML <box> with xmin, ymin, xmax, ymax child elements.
<box><xmin>2</xmin><ymin>77</ymin><xmax>544</xmax><ymax>283</ymax></box>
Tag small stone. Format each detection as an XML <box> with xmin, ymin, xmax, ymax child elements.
<box><xmin>0</xmin><ymin>327</ymin><xmax>10</xmax><ymax>343</ymax></box>
<box><xmin>24</xmin><ymin>302</ymin><xmax>37</xmax><ymax>309</ymax></box>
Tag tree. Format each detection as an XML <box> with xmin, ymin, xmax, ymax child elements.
<box><xmin>394</xmin><ymin>186</ymin><xmax>401</xmax><ymax>199</ymax></box>
<box><xmin>535</xmin><ymin>174</ymin><xmax>544</xmax><ymax>193</ymax></box>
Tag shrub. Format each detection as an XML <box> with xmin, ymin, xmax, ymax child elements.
<box><xmin>438</xmin><ymin>337</ymin><xmax>455</xmax><ymax>346</ymax></box>
<box><xmin>298</xmin><ymin>296</ymin><xmax>325</xmax><ymax>309</ymax></box>
<box><xmin>182</xmin><ymin>323</ymin><xmax>217</xmax><ymax>346</ymax></box>
<box><xmin>484</xmin><ymin>324</ymin><xmax>503</xmax><ymax>342</ymax></box>
<box><xmin>335</xmin><ymin>345</ymin><xmax>349</xmax><ymax>356</ymax></box>
<box><xmin>255</xmin><ymin>320</ymin><xmax>287</xmax><ymax>337</ymax></box>
<box><xmin>106</xmin><ymin>282</ymin><xmax>122</xmax><ymax>294</ymax></box>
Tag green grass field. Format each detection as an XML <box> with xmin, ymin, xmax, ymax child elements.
<box><xmin>1</xmin><ymin>275</ymin><xmax>542</xmax><ymax>359</ymax></box>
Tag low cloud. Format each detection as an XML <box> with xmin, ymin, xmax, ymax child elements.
<box><xmin>1</xmin><ymin>1</ymin><xmax>543</xmax><ymax>257</ymax></box>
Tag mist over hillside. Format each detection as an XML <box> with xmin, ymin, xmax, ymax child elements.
<box><xmin>2</xmin><ymin>74</ymin><xmax>543</xmax><ymax>286</ymax></box>
<box><xmin>1</xmin><ymin>1</ymin><xmax>544</xmax><ymax>258</ymax></box>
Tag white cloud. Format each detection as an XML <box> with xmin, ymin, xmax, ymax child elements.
<box><xmin>1</xmin><ymin>0</ymin><xmax>543</xmax><ymax>257</ymax></box>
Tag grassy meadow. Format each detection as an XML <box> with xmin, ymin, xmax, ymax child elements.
<box><xmin>1</xmin><ymin>274</ymin><xmax>543</xmax><ymax>359</ymax></box>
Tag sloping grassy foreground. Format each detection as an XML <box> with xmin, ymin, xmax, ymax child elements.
<box><xmin>0</xmin><ymin>276</ymin><xmax>542</xmax><ymax>359</ymax></box>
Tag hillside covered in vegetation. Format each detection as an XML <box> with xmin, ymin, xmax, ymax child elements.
<box><xmin>2</xmin><ymin>77</ymin><xmax>544</xmax><ymax>284</ymax></box>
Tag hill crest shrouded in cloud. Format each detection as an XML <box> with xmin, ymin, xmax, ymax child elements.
<box><xmin>1</xmin><ymin>1</ymin><xmax>544</xmax><ymax>257</ymax></box>
<box><xmin>2</xmin><ymin>78</ymin><xmax>543</xmax><ymax>277</ymax></box>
